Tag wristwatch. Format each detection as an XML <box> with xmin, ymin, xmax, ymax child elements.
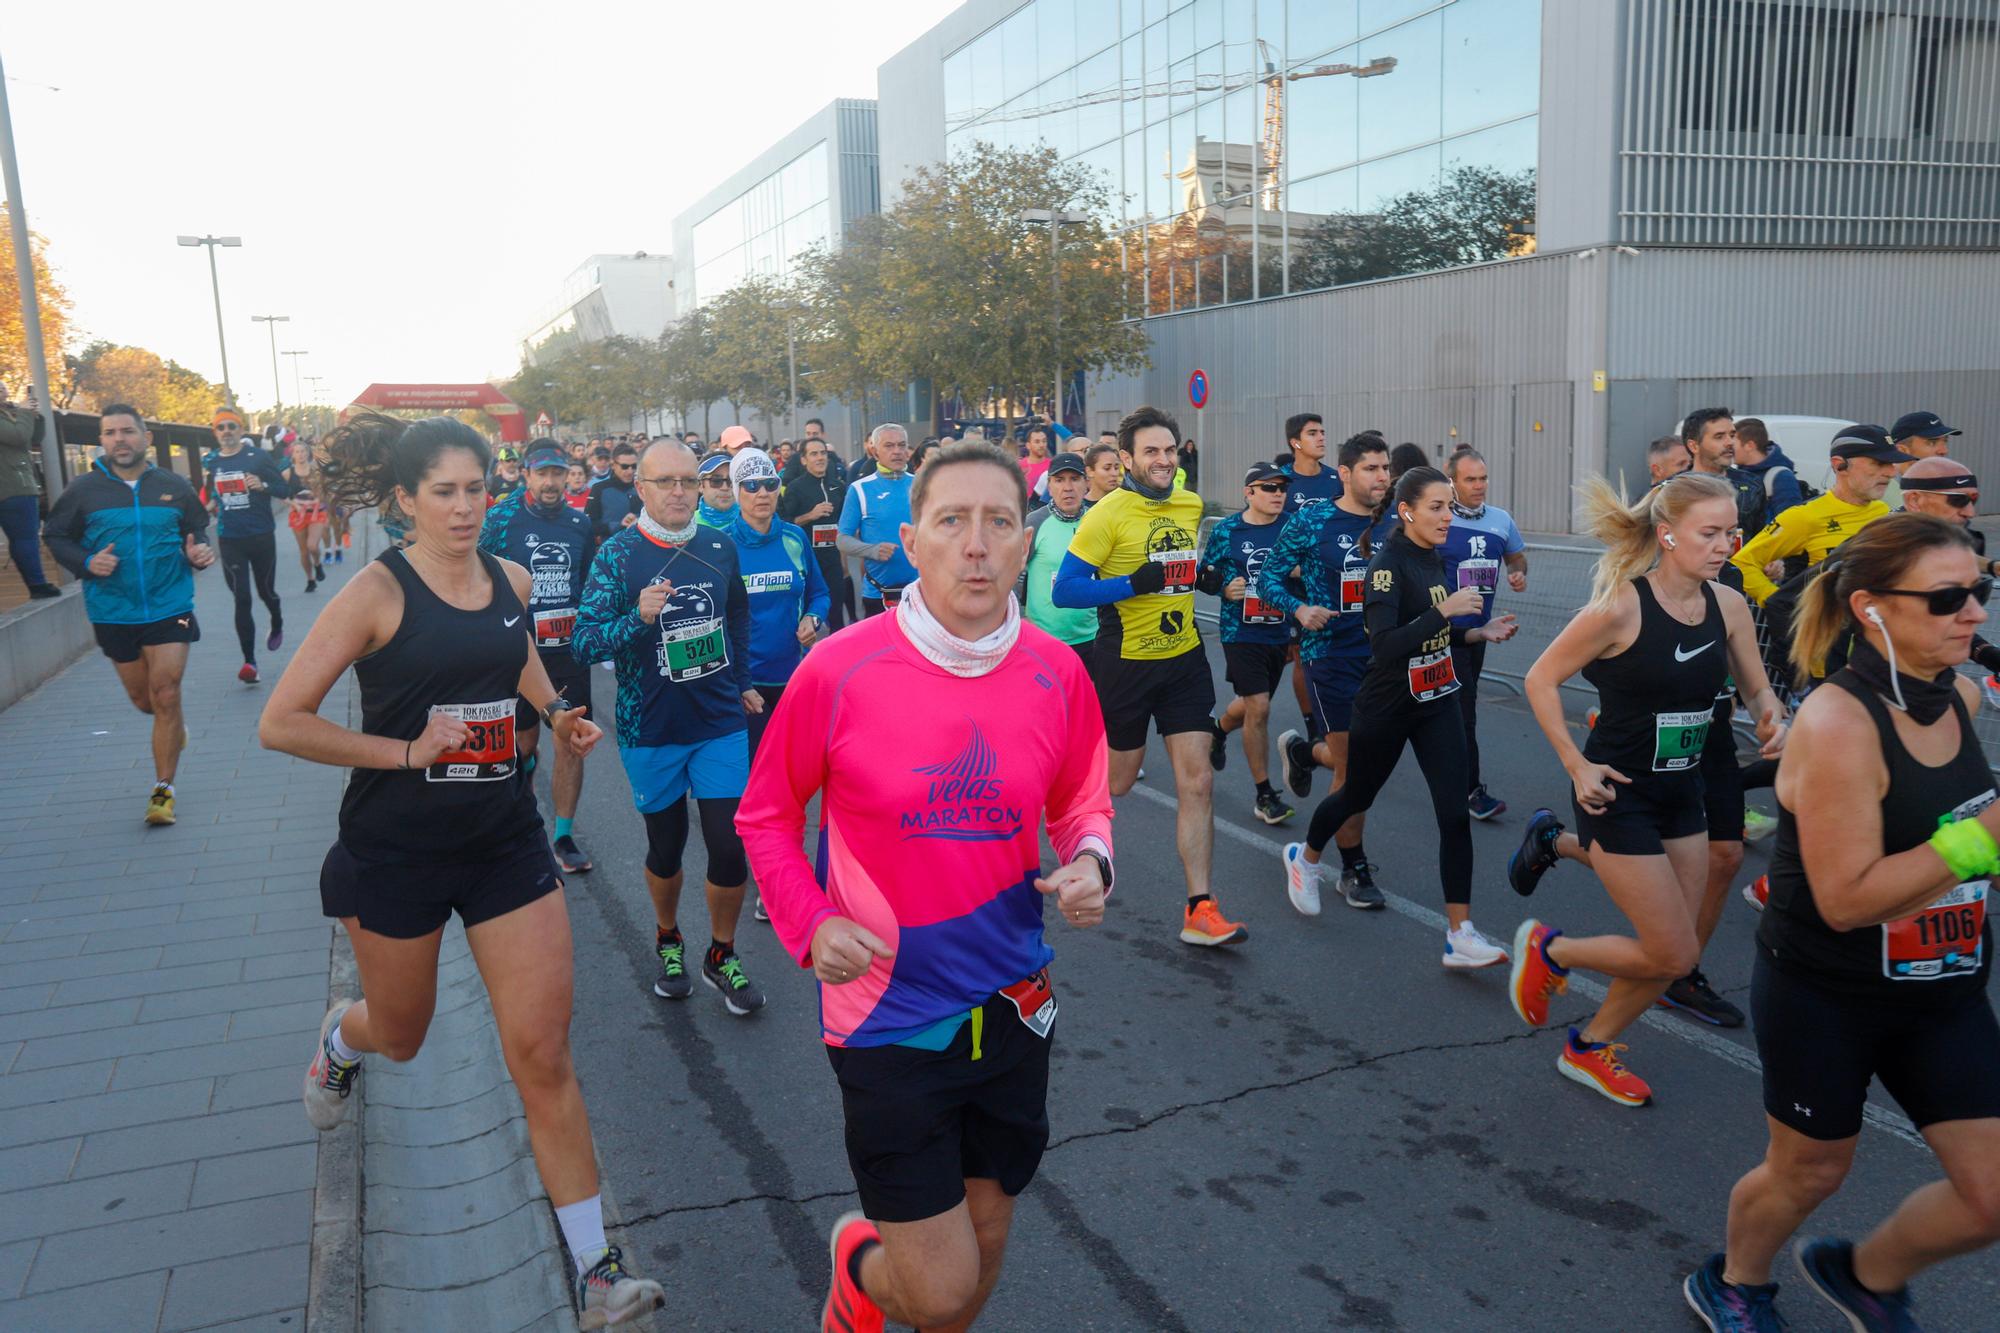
<box><xmin>539</xmin><ymin>695</ymin><xmax>569</xmax><ymax>727</ymax></box>
<box><xmin>1080</xmin><ymin>849</ymin><xmax>1113</xmax><ymax>893</ymax></box>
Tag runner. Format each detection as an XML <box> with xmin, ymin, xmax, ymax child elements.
<box><xmin>1649</xmin><ymin>435</ymin><xmax>1692</xmax><ymax>486</ymax></box>
<box><xmin>586</xmin><ymin>442</ymin><xmax>641</xmax><ymax>538</ymax></box>
<box><xmin>1890</xmin><ymin>409</ymin><xmax>1959</xmax><ymax>463</ymax></box>
<box><xmin>488</xmin><ymin>446</ymin><xmax>524</xmax><ymax>508</ymax></box>
<box><xmin>1017</xmin><ymin>451</ymin><xmax>1098</xmax><ymax>672</ymax></box>
<box><xmin>202</xmin><ymin>407</ymin><xmax>291</xmax><ymax>684</ymax></box>
<box><xmin>564</xmin><ymin>460</ymin><xmax>593</xmax><ymax>511</ymax></box>
<box><xmin>1437</xmin><ymin>447</ymin><xmax>1527</xmax><ymax>822</ymax></box>
<box><xmin>838</xmin><ymin>423</ymin><xmax>917</xmax><ymax>617</ymax></box>
<box><xmin>1509</xmin><ymin>473</ymin><xmax>1786</xmax><ymax>1106</ymax></box>
<box><xmin>1054</xmin><ymin>405</ymin><xmax>1246</xmax><ymax>947</ymax></box>
<box><xmin>479</xmin><ymin>439</ymin><xmax>601</xmax><ymax>875</ymax></box>
<box><xmin>1278</xmin><ymin>467</ymin><xmax>1517</xmax><ymax>968</ymax></box>
<box><xmin>1082</xmin><ymin>441</ymin><xmax>1122</xmax><ymax>502</ymax></box>
<box><xmin>260</xmin><ymin>412</ymin><xmax>663</xmax><ymax>1329</ymax></box>
<box><xmin>1020</xmin><ymin>424</ymin><xmax>1053</xmax><ymax>496</ymax></box>
<box><xmin>571</xmin><ymin>440</ymin><xmax>768</xmax><ymax>1016</ymax></box>
<box><xmin>695</xmin><ymin>452</ymin><xmax>737</xmax><ymax>528</ymax></box>
<box><xmin>1264</xmin><ymin>433</ymin><xmax>1393</xmax><ymax>904</ymax></box>
<box><xmin>283</xmin><ymin>437</ymin><xmax>330</xmax><ymax>592</ymax></box>
<box><xmin>1200</xmin><ymin>461</ymin><xmax>1295</xmax><ymax>825</ymax></box>
<box><xmin>1731</xmin><ymin>418</ymin><xmax>1805</xmax><ymax>520</ymax></box>
<box><xmin>1683</xmin><ymin>513</ymin><xmax>2000</xmax><ymax>1332</ymax></box>
<box><xmin>777</xmin><ymin>435</ymin><xmax>852</xmax><ymax>631</ymax></box>
<box><xmin>1279</xmin><ymin>412</ymin><xmax>1342</xmax><ymax>516</ymax></box>
<box><xmin>738</xmin><ymin>440</ymin><xmax>1112</xmax><ymax>1333</ymax></box>
<box><xmin>1730</xmin><ymin>425</ymin><xmax>1897</xmax><ymax>606</ymax></box>
<box><xmin>726</xmin><ymin>446</ymin><xmax>828</xmax><ymax>755</ymax></box>
<box><xmin>43</xmin><ymin>404</ymin><xmax>215</xmax><ymax>826</ymax></box>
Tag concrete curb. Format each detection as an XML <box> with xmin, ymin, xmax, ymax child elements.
<box><xmin>306</xmin><ymin>929</ymin><xmax>362</xmax><ymax>1333</ymax></box>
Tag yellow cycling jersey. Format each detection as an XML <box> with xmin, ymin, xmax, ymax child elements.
<box><xmin>1067</xmin><ymin>485</ymin><xmax>1205</xmax><ymax>659</ymax></box>
<box><xmin>1730</xmin><ymin>492</ymin><xmax>1889</xmax><ymax>604</ymax></box>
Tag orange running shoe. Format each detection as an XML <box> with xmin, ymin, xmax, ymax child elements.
<box><xmin>1508</xmin><ymin>919</ymin><xmax>1567</xmax><ymax>1026</ymax></box>
<box><xmin>1557</xmin><ymin>1029</ymin><xmax>1653</xmax><ymax>1106</ymax></box>
<box><xmin>823</xmin><ymin>1211</ymin><xmax>885</xmax><ymax>1333</ymax></box>
<box><xmin>1742</xmin><ymin>873</ymin><xmax>1769</xmax><ymax>912</ymax></box>
<box><xmin>1180</xmin><ymin>897</ymin><xmax>1249</xmax><ymax>947</ymax></box>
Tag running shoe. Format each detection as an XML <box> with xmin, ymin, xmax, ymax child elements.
<box><xmin>753</xmin><ymin>896</ymin><xmax>770</xmax><ymax>923</ymax></box>
<box><xmin>1657</xmin><ymin>969</ymin><xmax>1745</xmax><ymax>1028</ymax></box>
<box><xmin>1508</xmin><ymin>920</ymin><xmax>1567</xmax><ymax>1026</ymax></box>
<box><xmin>1557</xmin><ymin>1029</ymin><xmax>1652</xmax><ymax>1106</ymax></box>
<box><xmin>302</xmin><ymin>1000</ymin><xmax>360</xmax><ymax>1131</ymax></box>
<box><xmin>1795</xmin><ymin>1238</ymin><xmax>1919</xmax><ymax>1332</ymax></box>
<box><xmin>1467</xmin><ymin>785</ymin><xmax>1506</xmax><ymax>821</ymax></box>
<box><xmin>702</xmin><ymin>950</ymin><xmax>767</xmax><ymax>1016</ymax></box>
<box><xmin>823</xmin><ymin>1211</ymin><xmax>886</xmax><ymax>1333</ymax></box>
<box><xmin>331</xmin><ymin>548</ymin><xmax>343</xmax><ymax>564</ymax></box>
<box><xmin>1180</xmin><ymin>898</ymin><xmax>1249</xmax><ymax>946</ymax></box>
<box><xmin>1278</xmin><ymin>728</ymin><xmax>1314</xmax><ymax>799</ymax></box>
<box><xmin>314</xmin><ymin>561</ymin><xmax>325</xmax><ymax>581</ymax></box>
<box><xmin>304</xmin><ymin>577</ymin><xmax>317</xmax><ymax>594</ymax></box>
<box><xmin>1584</xmin><ymin>705</ymin><xmax>1600</xmax><ymax>730</ymax></box>
<box><xmin>1338</xmin><ymin>862</ymin><xmax>1385</xmax><ymax>910</ymax></box>
<box><xmin>1742</xmin><ymin>874</ymin><xmax>1770</xmax><ymax>912</ymax></box>
<box><xmin>575</xmin><ymin>1245</ymin><xmax>665</xmax><ymax>1330</ymax></box>
<box><xmin>1442</xmin><ymin>921</ymin><xmax>1509</xmax><ymax>969</ymax></box>
<box><xmin>144</xmin><ymin>782</ymin><xmax>176</xmax><ymax>826</ymax></box>
<box><xmin>1254</xmin><ymin>791</ymin><xmax>1295</xmax><ymax>825</ymax></box>
<box><xmin>238</xmin><ymin>662</ymin><xmax>260</xmax><ymax>685</ymax></box>
<box><xmin>1209</xmin><ymin>720</ymin><xmax>1228</xmax><ymax>773</ymax></box>
<box><xmin>1683</xmin><ymin>1253</ymin><xmax>1786</xmax><ymax>1332</ymax></box>
<box><xmin>654</xmin><ymin>936</ymin><xmax>693</xmax><ymax>999</ymax></box>
<box><xmin>267</xmin><ymin>625</ymin><xmax>283</xmax><ymax>652</ymax></box>
<box><xmin>1742</xmin><ymin>808</ymin><xmax>1778</xmax><ymax>843</ymax></box>
<box><xmin>1508</xmin><ymin>808</ymin><xmax>1565</xmax><ymax>897</ymax></box>
<box><xmin>552</xmin><ymin>835</ymin><xmax>592</xmax><ymax>874</ymax></box>
<box><xmin>1281</xmin><ymin>843</ymin><xmax>1322</xmax><ymax>916</ymax></box>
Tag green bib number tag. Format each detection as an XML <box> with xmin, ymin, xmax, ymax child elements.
<box><xmin>1653</xmin><ymin>709</ymin><xmax>1711</xmax><ymax>771</ymax></box>
<box><xmin>662</xmin><ymin>619</ymin><xmax>726</xmax><ymax>682</ymax></box>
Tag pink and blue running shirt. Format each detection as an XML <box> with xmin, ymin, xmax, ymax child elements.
<box><xmin>738</xmin><ymin>610</ymin><xmax>1113</xmax><ymax>1048</ymax></box>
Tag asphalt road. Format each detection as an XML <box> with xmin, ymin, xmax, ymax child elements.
<box><xmin>547</xmin><ymin>638</ymin><xmax>1999</xmax><ymax>1332</ymax></box>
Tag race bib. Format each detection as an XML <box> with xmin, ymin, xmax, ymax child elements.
<box><xmin>1883</xmin><ymin>880</ymin><xmax>1987</xmax><ymax>981</ymax></box>
<box><xmin>811</xmin><ymin>522</ymin><xmax>838</xmax><ymax>549</ymax></box>
<box><xmin>1339</xmin><ymin>563</ymin><xmax>1366</xmax><ymax>614</ymax></box>
<box><xmin>425</xmin><ymin>700</ymin><xmax>517</xmax><ymax>783</ymax></box>
<box><xmin>1455</xmin><ymin>559</ymin><xmax>1499</xmax><ymax>596</ymax></box>
<box><xmin>1148</xmin><ymin>548</ymin><xmax>1198</xmax><ymax>594</ymax></box>
<box><xmin>1406</xmin><ymin>648</ymin><xmax>1459</xmax><ymax>701</ymax></box>
<box><xmin>1652</xmin><ymin>709</ymin><xmax>1711</xmax><ymax>771</ymax></box>
<box><xmin>881</xmin><ymin>585</ymin><xmax>906</xmax><ymax>608</ymax></box>
<box><xmin>661</xmin><ymin>618</ymin><xmax>727</xmax><ymax>681</ymax></box>
<box><xmin>1240</xmin><ymin>592</ymin><xmax>1283</xmax><ymax>625</ymax></box>
<box><xmin>213</xmin><ymin>471</ymin><xmax>250</xmax><ymax>510</ymax></box>
<box><xmin>533</xmin><ymin>608</ymin><xmax>576</xmax><ymax>648</ymax></box>
<box><xmin>998</xmin><ymin>968</ymin><xmax>1058</xmax><ymax>1039</ymax></box>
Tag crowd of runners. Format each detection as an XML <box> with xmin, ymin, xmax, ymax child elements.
<box><xmin>34</xmin><ymin>398</ymin><xmax>1997</xmax><ymax>1331</ymax></box>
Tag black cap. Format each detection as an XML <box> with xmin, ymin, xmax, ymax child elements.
<box><xmin>1829</xmin><ymin>424</ymin><xmax>1904</xmax><ymax>465</ymax></box>
<box><xmin>1891</xmin><ymin>410</ymin><xmax>1961</xmax><ymax>443</ymax></box>
<box><xmin>1243</xmin><ymin>461</ymin><xmax>1290</xmax><ymax>487</ymax></box>
<box><xmin>1046</xmin><ymin>451</ymin><xmax>1086</xmax><ymax>478</ymax></box>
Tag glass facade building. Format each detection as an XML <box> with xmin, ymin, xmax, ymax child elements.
<box><xmin>939</xmin><ymin>0</ymin><xmax>1542</xmax><ymax>315</ymax></box>
<box><xmin>688</xmin><ymin>142</ymin><xmax>834</xmax><ymax>308</ymax></box>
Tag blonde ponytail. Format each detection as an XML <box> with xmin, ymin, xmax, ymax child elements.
<box><xmin>1576</xmin><ymin>472</ymin><xmax>1735</xmax><ymax>612</ymax></box>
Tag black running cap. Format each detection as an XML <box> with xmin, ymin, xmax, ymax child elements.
<box><xmin>1829</xmin><ymin>425</ymin><xmax>1903</xmax><ymax>464</ymax></box>
<box><xmin>1891</xmin><ymin>410</ymin><xmax>1960</xmax><ymax>442</ymax></box>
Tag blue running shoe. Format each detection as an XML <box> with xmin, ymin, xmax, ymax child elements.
<box><xmin>1796</xmin><ymin>1238</ymin><xmax>1921</xmax><ymax>1331</ymax></box>
<box><xmin>1683</xmin><ymin>1253</ymin><xmax>1787</xmax><ymax>1331</ymax></box>
<box><xmin>1509</xmin><ymin>808</ymin><xmax>1564</xmax><ymax>897</ymax></box>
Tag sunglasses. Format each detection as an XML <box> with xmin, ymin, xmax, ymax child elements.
<box><xmin>1938</xmin><ymin>493</ymin><xmax>1977</xmax><ymax>510</ymax></box>
<box><xmin>702</xmin><ymin>474</ymin><xmax>731</xmax><ymax>487</ymax></box>
<box><xmin>613</xmin><ymin>461</ymin><xmax>636</xmax><ymax>471</ymax></box>
<box><xmin>1249</xmin><ymin>482</ymin><xmax>1288</xmax><ymax>494</ymax></box>
<box><xmin>738</xmin><ymin>478</ymin><xmax>780</xmax><ymax>494</ymax></box>
<box><xmin>1869</xmin><ymin>576</ymin><xmax>1994</xmax><ymax>616</ymax></box>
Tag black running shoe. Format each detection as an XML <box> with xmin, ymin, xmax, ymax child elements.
<box><xmin>267</xmin><ymin>624</ymin><xmax>283</xmax><ymax>652</ymax></box>
<box><xmin>553</xmin><ymin>835</ymin><xmax>592</xmax><ymax>874</ymax></box>
<box><xmin>1467</xmin><ymin>785</ymin><xmax>1506</xmax><ymax>821</ymax></box>
<box><xmin>1657</xmin><ymin>969</ymin><xmax>1745</xmax><ymax>1028</ymax></box>
<box><xmin>314</xmin><ymin>561</ymin><xmax>325</xmax><ymax>581</ymax></box>
<box><xmin>1339</xmin><ymin>862</ymin><xmax>1386</xmax><ymax>910</ymax></box>
<box><xmin>1253</xmin><ymin>791</ymin><xmax>1295</xmax><ymax>825</ymax></box>
<box><xmin>1795</xmin><ymin>1238</ymin><xmax>1919</xmax><ymax>1331</ymax></box>
<box><xmin>1209</xmin><ymin>720</ymin><xmax>1228</xmax><ymax>773</ymax></box>
<box><xmin>304</xmin><ymin>577</ymin><xmax>317</xmax><ymax>594</ymax></box>
<box><xmin>1278</xmin><ymin>728</ymin><xmax>1314</xmax><ymax>799</ymax></box>
<box><xmin>1509</xmin><ymin>808</ymin><xmax>1565</xmax><ymax>897</ymax></box>
<box><xmin>702</xmin><ymin>950</ymin><xmax>767</xmax><ymax>1016</ymax></box>
<box><xmin>654</xmin><ymin>936</ymin><xmax>692</xmax><ymax>999</ymax></box>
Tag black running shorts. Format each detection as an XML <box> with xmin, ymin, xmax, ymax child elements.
<box><xmin>320</xmin><ymin>828</ymin><xmax>560</xmax><ymax>939</ymax></box>
<box><xmin>95</xmin><ymin>612</ymin><xmax>200</xmax><ymax>665</ymax></box>
<box><xmin>1091</xmin><ymin>645</ymin><xmax>1217</xmax><ymax>752</ymax></box>
<box><xmin>1223</xmin><ymin>641</ymin><xmax>1288</xmax><ymax>699</ymax></box>
<box><xmin>1698</xmin><ymin>714</ymin><xmax>1745</xmax><ymax>843</ymax></box>
<box><xmin>1752</xmin><ymin>950</ymin><xmax>2000</xmax><ymax>1141</ymax></box>
<box><xmin>826</xmin><ymin>994</ymin><xmax>1052</xmax><ymax>1224</ymax></box>
<box><xmin>1572</xmin><ymin>776</ymin><xmax>1706</xmax><ymax>856</ymax></box>
<box><xmin>514</xmin><ymin>654</ymin><xmax>595</xmax><ymax>734</ymax></box>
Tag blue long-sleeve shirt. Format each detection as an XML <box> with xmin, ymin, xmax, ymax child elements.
<box><xmin>729</xmin><ymin>514</ymin><xmax>831</xmax><ymax>687</ymax></box>
<box><xmin>837</xmin><ymin>471</ymin><xmax>917</xmax><ymax>597</ymax></box>
<box><xmin>1257</xmin><ymin>500</ymin><xmax>1384</xmax><ymax>662</ymax></box>
<box><xmin>1199</xmin><ymin>511</ymin><xmax>1289</xmax><ymax>645</ymax></box>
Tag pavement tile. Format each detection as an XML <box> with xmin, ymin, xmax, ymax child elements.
<box><xmin>224</xmin><ymin>1000</ymin><xmax>324</xmax><ymax>1041</ymax></box>
<box><xmin>23</xmin><ymin>1191</ymin><xmax>310</xmax><ymax>1293</ymax></box>
<box><xmin>0</xmin><ymin>1138</ymin><xmax>81</xmax><ymax>1191</ymax></box>
<box><xmin>0</xmin><ymin>1269</ymin><xmax>165</xmax><ymax>1330</ymax></box>
<box><xmin>361</xmin><ymin>1198</ymin><xmax>551</xmax><ymax>1289</ymax></box>
<box><xmin>0</xmin><ymin>943</ymin><xmax>161</xmax><ymax>989</ymax></box>
<box><xmin>5</xmin><ymin>903</ymin><xmax>178</xmax><ymax>942</ymax></box>
<box><xmin>11</xmin><ymin>1013</ymin><xmax>231</xmax><ymax>1073</ymax></box>
<box><xmin>189</xmin><ymin>1143</ymin><xmax>318</xmax><ymax>1208</ymax></box>
<box><xmin>0</xmin><ymin>982</ymin><xmax>52</xmax><ymax>1015</ymax></box>
<box><xmin>0</xmin><ymin>934</ymin><xmax>96</xmax><ymax>966</ymax></box>
<box><xmin>0</xmin><ymin>1058</ymin><xmax>116</xmax><ymax>1110</ymax></box>
<box><xmin>48</xmin><ymin>958</ymin><xmax>246</xmax><ymax>1008</ymax></box>
<box><xmin>0</xmin><ymin>996</ymin><xmax>141</xmax><ymax>1043</ymax></box>
<box><xmin>138</xmin><ymin>974</ymin><xmax>324</xmax><ymax>1023</ymax></box>
<box><xmin>184</xmin><ymin>1306</ymin><xmax>306</xmax><ymax>1332</ymax></box>
<box><xmin>155</xmin><ymin>926</ymin><xmax>329</xmax><ymax>970</ymax></box>
<box><xmin>0</xmin><ymin>1076</ymin><xmax>213</xmax><ymax>1148</ymax></box>
<box><xmin>0</xmin><ymin>1161</ymin><xmax>195</xmax><ymax>1244</ymax></box>
<box><xmin>110</xmin><ymin>1033</ymin><xmax>306</xmax><ymax>1091</ymax></box>
<box><xmin>240</xmin><ymin>948</ymin><xmax>328</xmax><ymax>984</ymax></box>
<box><xmin>0</xmin><ymin>1238</ymin><xmax>36</xmax><ymax>1299</ymax></box>
<box><xmin>74</xmin><ymin>1102</ymin><xmax>314</xmax><ymax>1178</ymax></box>
<box><xmin>81</xmin><ymin>916</ymin><xmax>253</xmax><ymax>955</ymax></box>
<box><xmin>158</xmin><ymin>1243</ymin><xmax>311</xmax><ymax>1332</ymax></box>
<box><xmin>364</xmin><ymin>1156</ymin><xmax>546</xmax><ymax>1236</ymax></box>
<box><xmin>209</xmin><ymin>1065</ymin><xmax>300</xmax><ymax>1113</ymax></box>
<box><xmin>179</xmin><ymin>889</ymin><xmax>318</xmax><ymax>923</ymax></box>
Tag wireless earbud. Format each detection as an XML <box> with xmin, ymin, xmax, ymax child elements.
<box><xmin>1662</xmin><ymin>533</ymin><xmax>1677</xmax><ymax>549</ymax></box>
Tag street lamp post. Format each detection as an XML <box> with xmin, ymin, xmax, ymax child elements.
<box><xmin>281</xmin><ymin>350</ymin><xmax>309</xmax><ymax>416</ymax></box>
<box><xmin>251</xmin><ymin>314</ymin><xmax>289</xmax><ymax>415</ymax></box>
<box><xmin>1018</xmin><ymin>208</ymin><xmax>1090</xmax><ymax>430</ymax></box>
<box><xmin>772</xmin><ymin>299</ymin><xmax>804</xmax><ymax>442</ymax></box>
<box><xmin>0</xmin><ymin>51</ymin><xmax>65</xmax><ymax>494</ymax></box>
<box><xmin>177</xmin><ymin>234</ymin><xmax>243</xmax><ymax>407</ymax></box>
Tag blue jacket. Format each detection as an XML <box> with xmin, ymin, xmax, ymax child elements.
<box><xmin>728</xmin><ymin>514</ymin><xmax>831</xmax><ymax>687</ymax></box>
<box><xmin>1737</xmin><ymin>444</ymin><xmax>1807</xmax><ymax>520</ymax></box>
<box><xmin>479</xmin><ymin>492</ymin><xmax>599</xmax><ymax>662</ymax></box>
<box><xmin>837</xmin><ymin>471</ymin><xmax>917</xmax><ymax>597</ymax></box>
<box><xmin>200</xmin><ymin>445</ymin><xmax>292</xmax><ymax>539</ymax></box>
<box><xmin>44</xmin><ymin>459</ymin><xmax>209</xmax><ymax>625</ymax></box>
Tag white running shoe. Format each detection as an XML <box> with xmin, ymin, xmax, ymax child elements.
<box><xmin>1442</xmin><ymin>921</ymin><xmax>1510</xmax><ymax>969</ymax></box>
<box><xmin>1282</xmin><ymin>842</ymin><xmax>1322</xmax><ymax>916</ymax></box>
<box><xmin>303</xmin><ymin>1000</ymin><xmax>360</xmax><ymax>1131</ymax></box>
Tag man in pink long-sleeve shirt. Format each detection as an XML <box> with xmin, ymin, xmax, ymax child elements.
<box><xmin>739</xmin><ymin>441</ymin><xmax>1113</xmax><ymax>1333</ymax></box>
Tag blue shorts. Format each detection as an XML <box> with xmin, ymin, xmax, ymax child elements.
<box><xmin>620</xmin><ymin>732</ymin><xmax>750</xmax><ymax>813</ymax></box>
<box><xmin>1304</xmin><ymin>655</ymin><xmax>1370</xmax><ymax>735</ymax></box>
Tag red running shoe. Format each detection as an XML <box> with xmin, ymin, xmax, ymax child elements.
<box><xmin>823</xmin><ymin>1210</ymin><xmax>885</xmax><ymax>1333</ymax></box>
<box><xmin>1741</xmin><ymin>874</ymin><xmax>1769</xmax><ymax>912</ymax></box>
<box><xmin>1558</xmin><ymin>1029</ymin><xmax>1653</xmax><ymax>1106</ymax></box>
<box><xmin>1509</xmin><ymin>919</ymin><xmax>1568</xmax><ymax>1027</ymax></box>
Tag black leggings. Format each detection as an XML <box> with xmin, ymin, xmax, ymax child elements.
<box><xmin>640</xmin><ymin>795</ymin><xmax>747</xmax><ymax>886</ymax></box>
<box><xmin>1305</xmin><ymin>704</ymin><xmax>1474</xmax><ymax>905</ymax></box>
<box><xmin>1741</xmin><ymin>756</ymin><xmax>1778</xmax><ymax>792</ymax></box>
<box><xmin>746</xmin><ymin>684</ymin><xmax>786</xmax><ymax>757</ymax></box>
<box><xmin>220</xmin><ymin>534</ymin><xmax>282</xmax><ymax>662</ymax></box>
<box><xmin>1452</xmin><ymin>638</ymin><xmax>1486</xmax><ymax>791</ymax></box>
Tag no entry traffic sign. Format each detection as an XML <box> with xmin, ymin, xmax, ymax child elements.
<box><xmin>1188</xmin><ymin>368</ymin><xmax>1209</xmax><ymax>410</ymax></box>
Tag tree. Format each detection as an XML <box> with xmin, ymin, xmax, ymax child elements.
<box><xmin>0</xmin><ymin>205</ymin><xmax>74</xmax><ymax>401</ymax></box>
<box><xmin>704</xmin><ymin>274</ymin><xmax>803</xmax><ymax>438</ymax></box>
<box><xmin>660</xmin><ymin>306</ymin><xmax>729</xmax><ymax>439</ymax></box>
<box><xmin>157</xmin><ymin>360</ymin><xmax>227</xmax><ymax>425</ymax></box>
<box><xmin>1289</xmin><ymin>164</ymin><xmax>1536</xmax><ymax>293</ymax></box>
<box><xmin>71</xmin><ymin>340</ymin><xmax>229</xmax><ymax>423</ymax></box>
<box><xmin>790</xmin><ymin>221</ymin><xmax>901</xmax><ymax>433</ymax></box>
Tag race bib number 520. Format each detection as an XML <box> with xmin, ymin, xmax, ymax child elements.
<box><xmin>426</xmin><ymin>700</ymin><xmax>517</xmax><ymax>783</ymax></box>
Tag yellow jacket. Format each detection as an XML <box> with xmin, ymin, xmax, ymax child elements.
<box><xmin>1730</xmin><ymin>491</ymin><xmax>1889</xmax><ymax>604</ymax></box>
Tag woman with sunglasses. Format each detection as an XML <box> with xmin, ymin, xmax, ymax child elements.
<box><xmin>1510</xmin><ymin>473</ymin><xmax>1787</xmax><ymax>1108</ymax></box>
<box><xmin>1683</xmin><ymin>514</ymin><xmax>2000</xmax><ymax>1331</ymax></box>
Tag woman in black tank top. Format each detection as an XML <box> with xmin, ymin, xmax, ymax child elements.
<box><xmin>259</xmin><ymin>415</ymin><xmax>664</xmax><ymax>1323</ymax></box>
<box><xmin>1510</xmin><ymin>473</ymin><xmax>1788</xmax><ymax>1109</ymax></box>
<box><xmin>1690</xmin><ymin>514</ymin><xmax>2000</xmax><ymax>1329</ymax></box>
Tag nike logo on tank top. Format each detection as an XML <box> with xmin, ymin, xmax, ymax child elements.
<box><xmin>1580</xmin><ymin>578</ymin><xmax>1730</xmax><ymax>775</ymax></box>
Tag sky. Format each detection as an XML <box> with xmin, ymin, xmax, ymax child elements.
<box><xmin>5</xmin><ymin>0</ymin><xmax>958</xmax><ymax>416</ymax></box>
